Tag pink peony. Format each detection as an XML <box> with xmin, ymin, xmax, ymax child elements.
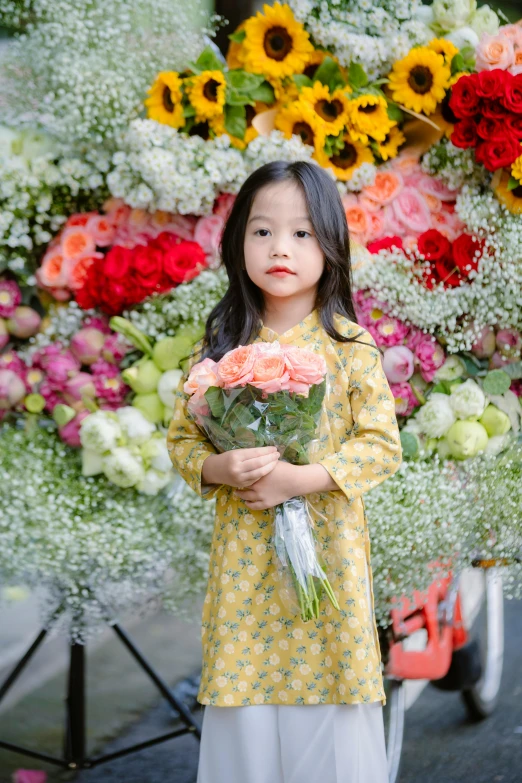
<box><xmin>392</xmin><ymin>188</ymin><xmax>431</xmax><ymax>234</ymax></box>
<box><xmin>0</xmin><ymin>369</ymin><xmax>26</xmax><ymax>409</ymax></box>
<box><xmin>45</xmin><ymin>351</ymin><xmax>81</xmax><ymax>389</ymax></box>
<box><xmin>390</xmin><ymin>382</ymin><xmax>418</xmax><ymax>417</ymax></box>
<box><xmin>185</xmin><ymin>357</ymin><xmax>222</xmax><ymax>396</ymax></box>
<box><xmin>216</xmin><ymin>345</ymin><xmax>257</xmax><ymax>388</ymax></box>
<box><xmin>194</xmin><ymin>215</ymin><xmax>225</xmax><ymax>260</ymax></box>
<box><xmin>63</xmin><ymin>372</ymin><xmax>96</xmax><ymax>404</ymax></box>
<box><xmin>414</xmin><ymin>336</ymin><xmax>446</xmax><ymax>382</ymax></box>
<box><xmin>382</xmin><ymin>346</ymin><xmax>415</xmax><ymax>383</ymax></box>
<box><xmin>7</xmin><ymin>307</ymin><xmax>41</xmax><ymax>339</ymax></box>
<box><xmin>283</xmin><ymin>345</ymin><xmax>327</xmax><ymax>387</ymax></box>
<box><xmin>58</xmin><ymin>410</ymin><xmax>90</xmax><ymax>447</ymax></box>
<box><xmin>70</xmin><ymin>328</ymin><xmax>106</xmax><ymax>365</ymax></box>
<box><xmin>0</xmin><ymin>280</ymin><xmax>22</xmax><ymax>318</ymax></box>
<box><xmin>374</xmin><ymin>316</ymin><xmax>410</xmax><ymax>348</ymax></box>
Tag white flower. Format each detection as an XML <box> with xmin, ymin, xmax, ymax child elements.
<box><xmin>433</xmin><ymin>356</ymin><xmax>465</xmax><ymax>382</ymax></box>
<box><xmin>416</xmin><ymin>393</ymin><xmax>456</xmax><ymax>438</ymax></box>
<box><xmin>157</xmin><ymin>369</ymin><xmax>183</xmax><ymax>408</ymax></box>
<box><xmin>81</xmin><ymin>448</ymin><xmax>104</xmax><ymax>477</ymax></box>
<box><xmin>102</xmin><ymin>447</ymin><xmax>145</xmax><ymax>488</ymax></box>
<box><xmin>445</xmin><ymin>25</ymin><xmax>479</xmax><ymax>49</ymax></box>
<box><xmin>449</xmin><ymin>379</ymin><xmax>486</xmax><ymax>421</ymax></box>
<box><xmin>432</xmin><ymin>0</ymin><xmax>476</xmax><ymax>31</ymax></box>
<box><xmin>468</xmin><ymin>5</ymin><xmax>499</xmax><ymax>36</ymax></box>
<box><xmin>116</xmin><ymin>406</ymin><xmax>155</xmax><ymax>445</ymax></box>
<box><xmin>80</xmin><ymin>411</ymin><xmax>121</xmax><ymax>454</ymax></box>
<box><xmin>137</xmin><ymin>469</ymin><xmax>172</xmax><ymax>495</ymax></box>
<box><xmin>141</xmin><ymin>437</ymin><xmax>172</xmax><ymax>473</ymax></box>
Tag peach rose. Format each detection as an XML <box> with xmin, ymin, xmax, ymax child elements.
<box><xmin>476</xmin><ymin>33</ymin><xmax>515</xmax><ymax>72</ymax></box>
<box><xmin>38</xmin><ymin>248</ymin><xmax>68</xmax><ymax>287</ymax></box>
<box><xmin>194</xmin><ymin>214</ymin><xmax>225</xmax><ymax>258</ymax></box>
<box><xmin>86</xmin><ymin>214</ymin><xmax>116</xmax><ymax>247</ymax></box>
<box><xmin>184</xmin><ymin>357</ymin><xmax>222</xmax><ymax>396</ymax></box>
<box><xmin>363</xmin><ymin>171</ymin><xmax>404</xmax><ymax>205</ymax></box>
<box><xmin>250</xmin><ymin>353</ymin><xmax>290</xmax><ymax>393</ymax></box>
<box><xmin>216</xmin><ymin>344</ymin><xmax>257</xmax><ymax>388</ymax></box>
<box><xmin>345</xmin><ymin>205</ymin><xmax>369</xmax><ymax>240</ymax></box>
<box><xmin>60</xmin><ymin>226</ymin><xmax>96</xmax><ymax>262</ymax></box>
<box><xmin>283</xmin><ymin>345</ymin><xmax>327</xmax><ymax>387</ymax></box>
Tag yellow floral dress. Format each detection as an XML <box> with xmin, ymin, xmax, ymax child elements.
<box><xmin>167</xmin><ymin>308</ymin><xmax>402</xmax><ymax>707</ymax></box>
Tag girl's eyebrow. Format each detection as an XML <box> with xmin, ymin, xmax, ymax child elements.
<box><xmin>247</xmin><ymin>214</ymin><xmax>312</xmax><ymax>224</ymax></box>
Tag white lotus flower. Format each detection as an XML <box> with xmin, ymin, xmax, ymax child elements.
<box><xmin>157</xmin><ymin>369</ymin><xmax>183</xmax><ymax>408</ymax></box>
<box><xmin>102</xmin><ymin>447</ymin><xmax>145</xmax><ymax>488</ymax></box>
<box><xmin>80</xmin><ymin>411</ymin><xmax>121</xmax><ymax>453</ymax></box>
<box><xmin>116</xmin><ymin>406</ymin><xmax>155</xmax><ymax>445</ymax></box>
<box><xmin>140</xmin><ymin>436</ymin><xmax>172</xmax><ymax>473</ymax></box>
<box><xmin>416</xmin><ymin>393</ymin><xmax>456</xmax><ymax>438</ymax></box>
<box><xmin>449</xmin><ymin>379</ymin><xmax>486</xmax><ymax>421</ymax></box>
<box><xmin>81</xmin><ymin>448</ymin><xmax>105</xmax><ymax>477</ymax></box>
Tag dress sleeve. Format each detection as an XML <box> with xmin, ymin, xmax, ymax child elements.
<box><xmin>317</xmin><ymin>332</ymin><xmax>402</xmax><ymax>502</ymax></box>
<box><xmin>166</xmin><ymin>343</ymin><xmax>223</xmax><ymax>501</ymax></box>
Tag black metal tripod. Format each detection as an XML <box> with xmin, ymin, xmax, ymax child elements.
<box><xmin>0</xmin><ymin>623</ymin><xmax>201</xmax><ymax>770</ymax></box>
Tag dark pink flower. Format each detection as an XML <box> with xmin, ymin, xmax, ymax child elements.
<box><xmin>0</xmin><ymin>280</ymin><xmax>22</xmax><ymax>318</ymax></box>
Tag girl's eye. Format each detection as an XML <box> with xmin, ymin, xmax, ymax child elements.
<box><xmin>295</xmin><ymin>230</ymin><xmax>311</xmax><ymax>239</ymax></box>
<box><xmin>254</xmin><ymin>229</ymin><xmax>271</xmax><ymax>237</ymax></box>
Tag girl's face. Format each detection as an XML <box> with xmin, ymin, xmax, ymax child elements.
<box><xmin>243</xmin><ymin>181</ymin><xmax>325</xmax><ymax>306</ymax></box>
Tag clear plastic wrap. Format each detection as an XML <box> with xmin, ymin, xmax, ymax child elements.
<box><xmin>187</xmin><ymin>380</ymin><xmax>340</xmax><ymax>622</ymax></box>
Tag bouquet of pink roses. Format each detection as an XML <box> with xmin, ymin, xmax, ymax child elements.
<box><xmin>183</xmin><ymin>341</ymin><xmax>340</xmax><ymax>622</ymax></box>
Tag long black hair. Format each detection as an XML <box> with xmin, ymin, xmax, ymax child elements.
<box><xmin>198</xmin><ymin>160</ymin><xmax>367</xmax><ymax>362</ymax></box>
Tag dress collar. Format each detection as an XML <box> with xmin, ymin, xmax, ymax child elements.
<box><xmin>257</xmin><ymin>307</ymin><xmax>320</xmax><ymax>344</ymax></box>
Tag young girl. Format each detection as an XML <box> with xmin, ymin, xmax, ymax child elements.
<box><xmin>167</xmin><ymin>160</ymin><xmax>402</xmax><ymax>783</ymax></box>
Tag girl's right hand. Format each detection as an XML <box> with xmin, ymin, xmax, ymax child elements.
<box><xmin>202</xmin><ymin>447</ymin><xmax>280</xmax><ymax>489</ymax></box>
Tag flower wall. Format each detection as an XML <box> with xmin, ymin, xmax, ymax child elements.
<box><xmin>0</xmin><ymin>0</ymin><xmax>521</xmax><ymax>636</ymax></box>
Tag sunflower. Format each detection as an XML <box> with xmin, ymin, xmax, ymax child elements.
<box><xmin>275</xmin><ymin>100</ymin><xmax>325</xmax><ymax>150</ymax></box>
<box><xmin>299</xmin><ymin>82</ymin><xmax>351</xmax><ymax>137</ymax></box>
<box><xmin>226</xmin><ymin>22</ymin><xmax>246</xmax><ymax>69</ymax></box>
<box><xmin>427</xmin><ymin>38</ymin><xmax>459</xmax><ymax>64</ymax></box>
<box><xmin>348</xmin><ymin>94</ymin><xmax>395</xmax><ymax>144</ymax></box>
<box><xmin>210</xmin><ymin>106</ymin><xmax>259</xmax><ymax>150</ymax></box>
<box><xmin>269</xmin><ymin>76</ymin><xmax>300</xmax><ymax>106</ymax></box>
<box><xmin>374</xmin><ymin>126</ymin><xmax>406</xmax><ymax>161</ymax></box>
<box><xmin>387</xmin><ymin>47</ymin><xmax>451</xmax><ymax>115</ymax></box>
<box><xmin>314</xmin><ymin>133</ymin><xmax>374</xmax><ymax>181</ymax></box>
<box><xmin>241</xmin><ymin>2</ymin><xmax>313</xmax><ymax>80</ymax></box>
<box><xmin>186</xmin><ymin>70</ymin><xmax>226</xmax><ymax>121</ymax></box>
<box><xmin>144</xmin><ymin>71</ymin><xmax>184</xmax><ymax>128</ymax></box>
<box><xmin>493</xmin><ymin>168</ymin><xmax>522</xmax><ymax>215</ymax></box>
<box><xmin>512</xmin><ymin>153</ymin><xmax>522</xmax><ymax>183</ymax></box>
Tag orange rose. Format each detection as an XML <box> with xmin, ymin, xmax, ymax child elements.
<box><xmin>216</xmin><ymin>344</ymin><xmax>256</xmax><ymax>388</ymax></box>
<box><xmin>363</xmin><ymin>171</ymin><xmax>404</xmax><ymax>205</ymax></box>
<box><xmin>184</xmin><ymin>357</ymin><xmax>221</xmax><ymax>395</ymax></box>
<box><xmin>250</xmin><ymin>353</ymin><xmax>290</xmax><ymax>393</ymax></box>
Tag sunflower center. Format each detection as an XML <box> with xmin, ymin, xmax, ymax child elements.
<box><xmin>408</xmin><ymin>66</ymin><xmax>434</xmax><ymax>95</ymax></box>
<box><xmin>189</xmin><ymin>121</ymin><xmax>210</xmax><ymax>140</ymax></box>
<box><xmin>203</xmin><ymin>79</ymin><xmax>220</xmax><ymax>102</ymax></box>
<box><xmin>513</xmin><ymin>184</ymin><xmax>522</xmax><ymax>198</ymax></box>
<box><xmin>358</xmin><ymin>103</ymin><xmax>378</xmax><ymax>114</ymax></box>
<box><xmin>315</xmin><ymin>99</ymin><xmax>343</xmax><ymax>122</ymax></box>
<box><xmin>246</xmin><ymin>104</ymin><xmax>256</xmax><ymax>128</ymax></box>
<box><xmin>292</xmin><ymin>121</ymin><xmax>315</xmax><ymax>146</ymax></box>
<box><xmin>441</xmin><ymin>91</ymin><xmax>457</xmax><ymax>124</ymax></box>
<box><xmin>331</xmin><ymin>141</ymin><xmax>357</xmax><ymax>169</ymax></box>
<box><xmin>162</xmin><ymin>86</ymin><xmax>174</xmax><ymax>113</ymax></box>
<box><xmin>264</xmin><ymin>26</ymin><xmax>293</xmax><ymax>61</ymax></box>
<box><xmin>304</xmin><ymin>62</ymin><xmax>319</xmax><ymax>79</ymax></box>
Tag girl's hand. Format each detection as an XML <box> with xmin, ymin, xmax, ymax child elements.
<box><xmin>233</xmin><ymin>461</ymin><xmax>300</xmax><ymax>510</ymax></box>
<box><xmin>202</xmin><ymin>446</ymin><xmax>280</xmax><ymax>489</ymax></box>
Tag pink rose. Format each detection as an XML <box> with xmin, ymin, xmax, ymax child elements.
<box><xmin>250</xmin><ymin>353</ymin><xmax>290</xmax><ymax>394</ymax></box>
<box><xmin>86</xmin><ymin>214</ymin><xmax>116</xmax><ymax>247</ymax></box>
<box><xmin>389</xmin><ymin>382</ymin><xmax>418</xmax><ymax>417</ymax></box>
<box><xmin>382</xmin><ymin>346</ymin><xmax>415</xmax><ymax>383</ymax></box>
<box><xmin>216</xmin><ymin>345</ymin><xmax>257</xmax><ymax>388</ymax></box>
<box><xmin>184</xmin><ymin>357</ymin><xmax>222</xmax><ymax>395</ymax></box>
<box><xmin>283</xmin><ymin>345</ymin><xmax>327</xmax><ymax>387</ymax></box>
<box><xmin>374</xmin><ymin>317</ymin><xmax>410</xmax><ymax>348</ymax></box>
<box><xmin>490</xmin><ymin>350</ymin><xmax>512</xmax><ymax>368</ymax></box>
<box><xmin>164</xmin><ymin>215</ymin><xmax>197</xmax><ymax>242</ymax></box>
<box><xmin>214</xmin><ymin>193</ymin><xmax>236</xmax><ymax>220</ymax></box>
<box><xmin>392</xmin><ymin>188</ymin><xmax>431</xmax><ymax>234</ymax></box>
<box><xmin>414</xmin><ymin>336</ymin><xmax>446</xmax><ymax>382</ymax></box>
<box><xmin>194</xmin><ymin>215</ymin><xmax>225</xmax><ymax>260</ymax></box>
<box><xmin>476</xmin><ymin>34</ymin><xmax>515</xmax><ymax>72</ymax></box>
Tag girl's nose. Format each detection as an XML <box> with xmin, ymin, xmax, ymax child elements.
<box><xmin>269</xmin><ymin>238</ymin><xmax>290</xmax><ymax>258</ymax></box>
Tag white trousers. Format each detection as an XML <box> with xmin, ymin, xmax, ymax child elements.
<box><xmin>197</xmin><ymin>701</ymin><xmax>389</xmax><ymax>783</ymax></box>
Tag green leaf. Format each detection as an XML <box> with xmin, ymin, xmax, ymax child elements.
<box><xmin>460</xmin><ymin>354</ymin><xmax>482</xmax><ymax>377</ymax></box>
<box><xmin>483</xmin><ymin>370</ymin><xmax>512</xmax><ymax>396</ymax></box>
<box><xmin>226</xmin><ymin>87</ymin><xmax>253</xmax><ymax>106</ymax></box>
<box><xmin>450</xmin><ymin>52</ymin><xmax>465</xmax><ymax>76</ymax></box>
<box><xmin>314</xmin><ymin>56</ymin><xmax>344</xmax><ymax>92</ymax></box>
<box><xmin>430</xmin><ymin>381</ymin><xmax>452</xmax><ymax>395</ymax></box>
<box><xmin>228</xmin><ymin>29</ymin><xmax>246</xmax><ymax>44</ymax></box>
<box><xmin>503</xmin><ymin>361</ymin><xmax>522</xmax><ymax>380</ymax></box>
<box><xmin>249</xmin><ymin>81</ymin><xmax>275</xmax><ymax>103</ymax></box>
<box><xmin>189</xmin><ymin>46</ymin><xmax>224</xmax><ymax>75</ymax></box>
<box><xmin>224</xmin><ymin>104</ymin><xmax>247</xmax><ymax>139</ymax></box>
<box><xmin>226</xmin><ymin>70</ymin><xmax>265</xmax><ymax>92</ymax></box>
<box><xmin>400</xmin><ymin>431</ymin><xmax>419</xmax><ymax>459</ymax></box>
<box><xmin>204</xmin><ymin>386</ymin><xmax>226</xmax><ymax>418</ymax></box>
<box><xmin>348</xmin><ymin>62</ymin><xmax>368</xmax><ymax>90</ymax></box>
<box><xmin>182</xmin><ymin>104</ymin><xmax>196</xmax><ymax>118</ymax></box>
<box><xmin>293</xmin><ymin>74</ymin><xmax>313</xmax><ymax>91</ymax></box>
<box><xmin>507</xmin><ymin>175</ymin><xmax>521</xmax><ymax>192</ymax></box>
<box><xmin>386</xmin><ymin>102</ymin><xmax>404</xmax><ymax>124</ymax></box>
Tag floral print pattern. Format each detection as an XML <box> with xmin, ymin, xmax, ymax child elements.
<box><xmin>167</xmin><ymin>309</ymin><xmax>402</xmax><ymax>706</ymax></box>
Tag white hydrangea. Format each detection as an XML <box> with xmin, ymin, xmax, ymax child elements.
<box><xmin>116</xmin><ymin>406</ymin><xmax>156</xmax><ymax>445</ymax></box>
<box><xmin>102</xmin><ymin>447</ymin><xmax>145</xmax><ymax>488</ymax></box>
<box><xmin>80</xmin><ymin>411</ymin><xmax>122</xmax><ymax>454</ymax></box>
<box><xmin>449</xmin><ymin>379</ymin><xmax>486</xmax><ymax>420</ymax></box>
<box><xmin>416</xmin><ymin>392</ymin><xmax>456</xmax><ymax>437</ymax></box>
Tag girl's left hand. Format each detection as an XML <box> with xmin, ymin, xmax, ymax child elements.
<box><xmin>234</xmin><ymin>461</ymin><xmax>300</xmax><ymax>510</ymax></box>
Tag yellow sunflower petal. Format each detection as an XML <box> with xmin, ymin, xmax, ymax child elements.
<box><xmin>388</xmin><ymin>47</ymin><xmax>451</xmax><ymax>116</ymax></box>
<box><xmin>226</xmin><ymin>22</ymin><xmax>247</xmax><ymax>69</ymax></box>
<box><xmin>242</xmin><ymin>1</ymin><xmax>313</xmax><ymax>80</ymax></box>
<box><xmin>427</xmin><ymin>37</ymin><xmax>459</xmax><ymax>63</ymax></box>
<box><xmin>186</xmin><ymin>70</ymin><xmax>227</xmax><ymax>121</ymax></box>
<box><xmin>347</xmin><ymin>94</ymin><xmax>395</xmax><ymax>144</ymax></box>
<box><xmin>144</xmin><ymin>71</ymin><xmax>185</xmax><ymax>128</ymax></box>
<box><xmin>512</xmin><ymin>154</ymin><xmax>522</xmax><ymax>183</ymax></box>
<box><xmin>493</xmin><ymin>168</ymin><xmax>522</xmax><ymax>215</ymax></box>
<box><xmin>275</xmin><ymin>100</ymin><xmax>325</xmax><ymax>150</ymax></box>
<box><xmin>299</xmin><ymin>82</ymin><xmax>351</xmax><ymax>136</ymax></box>
<box><xmin>374</xmin><ymin>126</ymin><xmax>406</xmax><ymax>161</ymax></box>
<box><xmin>314</xmin><ymin>133</ymin><xmax>374</xmax><ymax>181</ymax></box>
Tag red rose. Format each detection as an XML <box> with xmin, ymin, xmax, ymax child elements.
<box><xmin>417</xmin><ymin>229</ymin><xmax>451</xmax><ymax>262</ymax></box>
<box><xmin>501</xmin><ymin>73</ymin><xmax>522</xmax><ymax>114</ymax></box>
<box><xmin>482</xmin><ymin>98</ymin><xmax>509</xmax><ymax>120</ymax></box>
<box><xmin>163</xmin><ymin>240</ymin><xmax>206</xmax><ymax>285</ymax></box>
<box><xmin>475</xmin><ymin>69</ymin><xmax>509</xmax><ymax>100</ymax></box>
<box><xmin>506</xmin><ymin>114</ymin><xmax>522</xmax><ymax>139</ymax></box>
<box><xmin>475</xmin><ymin>136</ymin><xmax>521</xmax><ymax>171</ymax></box>
<box><xmin>131</xmin><ymin>245</ymin><xmax>164</xmax><ymax>294</ymax></box>
<box><xmin>451</xmin><ymin>118</ymin><xmax>478</xmax><ymax>148</ymax></box>
<box><xmin>75</xmin><ymin>260</ymin><xmax>103</xmax><ymax>310</ymax></box>
<box><xmin>103</xmin><ymin>245</ymin><xmax>133</xmax><ymax>280</ymax></box>
<box><xmin>151</xmin><ymin>231</ymin><xmax>182</xmax><ymax>252</ymax></box>
<box><xmin>476</xmin><ymin>116</ymin><xmax>509</xmax><ymax>142</ymax></box>
<box><xmin>449</xmin><ymin>75</ymin><xmax>481</xmax><ymax>118</ymax></box>
<box><xmin>452</xmin><ymin>233</ymin><xmax>484</xmax><ymax>277</ymax></box>
<box><xmin>366</xmin><ymin>236</ymin><xmax>403</xmax><ymax>254</ymax></box>
<box><xmin>434</xmin><ymin>254</ymin><xmax>464</xmax><ymax>288</ymax></box>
